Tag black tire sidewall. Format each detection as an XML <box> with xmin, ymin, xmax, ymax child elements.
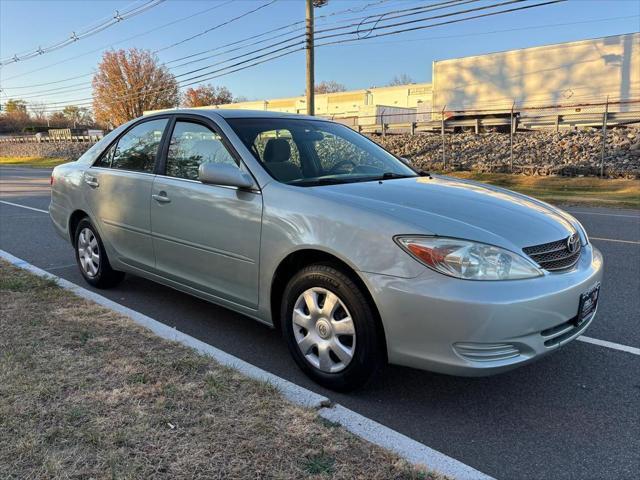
<box><xmin>281</xmin><ymin>264</ymin><xmax>381</xmax><ymax>391</ymax></box>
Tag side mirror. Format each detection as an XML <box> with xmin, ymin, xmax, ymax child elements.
<box><xmin>198</xmin><ymin>163</ymin><xmax>254</xmax><ymax>189</ymax></box>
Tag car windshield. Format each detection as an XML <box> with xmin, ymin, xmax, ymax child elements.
<box><xmin>226</xmin><ymin>117</ymin><xmax>417</xmax><ymax>186</ymax></box>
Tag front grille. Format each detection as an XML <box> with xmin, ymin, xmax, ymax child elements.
<box><xmin>523</xmin><ymin>235</ymin><xmax>581</xmax><ymax>271</ymax></box>
<box><xmin>540</xmin><ymin>311</ymin><xmax>594</xmax><ymax>347</ymax></box>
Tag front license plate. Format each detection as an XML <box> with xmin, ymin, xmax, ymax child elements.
<box><xmin>576</xmin><ymin>282</ymin><xmax>600</xmax><ymax>327</ymax></box>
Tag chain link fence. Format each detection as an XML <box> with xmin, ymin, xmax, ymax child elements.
<box><xmin>360</xmin><ymin>99</ymin><xmax>640</xmax><ymax>178</ymax></box>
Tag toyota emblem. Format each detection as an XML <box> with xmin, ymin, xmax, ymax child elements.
<box><xmin>567</xmin><ymin>233</ymin><xmax>580</xmax><ymax>253</ymax></box>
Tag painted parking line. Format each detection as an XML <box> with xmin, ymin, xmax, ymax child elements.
<box><xmin>566</xmin><ymin>210</ymin><xmax>640</xmax><ymax>219</ymax></box>
<box><xmin>0</xmin><ymin>248</ymin><xmax>492</xmax><ymax>480</ymax></box>
<box><xmin>590</xmin><ymin>237</ymin><xmax>640</xmax><ymax>245</ymax></box>
<box><xmin>0</xmin><ymin>200</ymin><xmax>48</xmax><ymax>214</ymax></box>
<box><xmin>577</xmin><ymin>336</ymin><xmax>640</xmax><ymax>356</ymax></box>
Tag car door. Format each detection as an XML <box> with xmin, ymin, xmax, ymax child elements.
<box><xmin>84</xmin><ymin>117</ymin><xmax>170</xmax><ymax>271</ymax></box>
<box><xmin>150</xmin><ymin>117</ymin><xmax>262</xmax><ymax>308</ymax></box>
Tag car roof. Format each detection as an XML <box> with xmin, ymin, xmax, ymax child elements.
<box><xmin>145</xmin><ymin>108</ymin><xmax>323</xmax><ymax>122</ymax></box>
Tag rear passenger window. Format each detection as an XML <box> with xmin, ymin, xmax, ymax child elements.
<box><xmin>165</xmin><ymin>121</ymin><xmax>237</xmax><ymax>181</ymax></box>
<box><xmin>108</xmin><ymin>119</ymin><xmax>168</xmax><ymax>173</ymax></box>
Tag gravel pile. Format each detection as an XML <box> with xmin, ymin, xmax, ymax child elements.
<box><xmin>367</xmin><ymin>127</ymin><xmax>640</xmax><ymax>178</ymax></box>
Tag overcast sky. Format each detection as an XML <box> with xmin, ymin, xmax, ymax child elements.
<box><xmin>1</xmin><ymin>0</ymin><xmax>638</xmax><ymax>105</ymax></box>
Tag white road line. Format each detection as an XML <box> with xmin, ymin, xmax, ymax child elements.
<box><xmin>0</xmin><ymin>249</ymin><xmax>493</xmax><ymax>480</ymax></box>
<box><xmin>577</xmin><ymin>336</ymin><xmax>640</xmax><ymax>356</ymax></box>
<box><xmin>0</xmin><ymin>200</ymin><xmax>48</xmax><ymax>214</ymax></box>
<box><xmin>590</xmin><ymin>237</ymin><xmax>640</xmax><ymax>245</ymax></box>
<box><xmin>567</xmin><ymin>210</ymin><xmax>640</xmax><ymax>219</ymax></box>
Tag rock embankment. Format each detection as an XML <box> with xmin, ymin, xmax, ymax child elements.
<box><xmin>0</xmin><ymin>141</ymin><xmax>93</xmax><ymax>160</ymax></box>
<box><xmin>367</xmin><ymin>127</ymin><xmax>640</xmax><ymax>177</ymax></box>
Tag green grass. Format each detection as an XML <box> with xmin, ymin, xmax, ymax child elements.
<box><xmin>446</xmin><ymin>172</ymin><xmax>640</xmax><ymax>208</ymax></box>
<box><xmin>0</xmin><ymin>156</ymin><xmax>69</xmax><ymax>168</ymax></box>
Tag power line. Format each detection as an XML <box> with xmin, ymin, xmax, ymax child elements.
<box><xmin>316</xmin><ymin>0</ymin><xmax>568</xmax><ymax>44</ymax></box>
<box><xmin>315</xmin><ymin>0</ymin><xmax>477</xmax><ymax>35</ymax></box>
<box><xmin>154</xmin><ymin>0</ymin><xmax>279</xmax><ymax>54</ymax></box>
<box><xmin>0</xmin><ymin>0</ymin><xmax>395</xmax><ymax>89</ymax></box>
<box><xmin>15</xmin><ymin>12</ymin><xmax>630</xmax><ymax>102</ymax></box>
<box><xmin>4</xmin><ymin>0</ymin><xmax>567</xmax><ymax>113</ymax></box>
<box><xmin>1</xmin><ymin>0</ymin><xmax>394</xmax><ymax>96</ymax></box>
<box><xmin>0</xmin><ymin>0</ymin><xmax>166</xmax><ymax>66</ymax></box>
<box><xmin>318</xmin><ymin>15</ymin><xmax>639</xmax><ymax>48</ymax></box>
<box><xmin>316</xmin><ymin>0</ymin><xmax>528</xmax><ymax>41</ymax></box>
<box><xmin>0</xmin><ymin>1</ymin><xmax>233</xmax><ymax>85</ymax></box>
<box><xmin>5</xmin><ymin>0</ymin><xmax>456</xmax><ymax>98</ymax></box>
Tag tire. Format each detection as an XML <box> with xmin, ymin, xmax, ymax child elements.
<box><xmin>74</xmin><ymin>218</ymin><xmax>124</xmax><ymax>289</ymax></box>
<box><xmin>281</xmin><ymin>264</ymin><xmax>384</xmax><ymax>391</ymax></box>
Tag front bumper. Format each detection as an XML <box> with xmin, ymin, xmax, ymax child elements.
<box><xmin>363</xmin><ymin>244</ymin><xmax>604</xmax><ymax>376</ymax></box>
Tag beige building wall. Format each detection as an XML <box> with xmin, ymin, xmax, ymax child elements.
<box><xmin>209</xmin><ymin>82</ymin><xmax>433</xmax><ymax>119</ymax></box>
<box><xmin>432</xmin><ymin>33</ymin><xmax>640</xmax><ymax>113</ymax></box>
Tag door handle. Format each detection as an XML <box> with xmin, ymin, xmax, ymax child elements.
<box><xmin>84</xmin><ymin>175</ymin><xmax>99</xmax><ymax>188</ymax></box>
<box><xmin>152</xmin><ymin>192</ymin><xmax>171</xmax><ymax>204</ymax></box>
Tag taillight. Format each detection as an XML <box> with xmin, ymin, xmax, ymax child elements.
<box><xmin>50</xmin><ymin>174</ymin><xmax>54</xmax><ymax>186</ymax></box>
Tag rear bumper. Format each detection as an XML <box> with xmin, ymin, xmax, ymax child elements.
<box><xmin>363</xmin><ymin>244</ymin><xmax>604</xmax><ymax>376</ymax></box>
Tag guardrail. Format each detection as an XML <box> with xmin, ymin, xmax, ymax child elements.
<box><xmin>0</xmin><ymin>135</ymin><xmax>102</xmax><ymax>143</ymax></box>
<box><xmin>355</xmin><ymin>110</ymin><xmax>640</xmax><ymax>135</ymax></box>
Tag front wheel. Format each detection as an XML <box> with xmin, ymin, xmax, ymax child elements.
<box><xmin>74</xmin><ymin>218</ymin><xmax>124</xmax><ymax>289</ymax></box>
<box><xmin>281</xmin><ymin>264</ymin><xmax>384</xmax><ymax>391</ymax></box>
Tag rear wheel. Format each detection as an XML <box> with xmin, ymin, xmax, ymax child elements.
<box><xmin>281</xmin><ymin>264</ymin><xmax>383</xmax><ymax>391</ymax></box>
<box><xmin>74</xmin><ymin>218</ymin><xmax>124</xmax><ymax>288</ymax></box>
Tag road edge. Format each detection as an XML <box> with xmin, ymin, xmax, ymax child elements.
<box><xmin>0</xmin><ymin>248</ymin><xmax>493</xmax><ymax>480</ymax></box>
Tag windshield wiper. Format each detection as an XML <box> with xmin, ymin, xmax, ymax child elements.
<box><xmin>291</xmin><ymin>177</ymin><xmax>359</xmax><ymax>187</ymax></box>
<box><xmin>378</xmin><ymin>172</ymin><xmax>417</xmax><ymax>180</ymax></box>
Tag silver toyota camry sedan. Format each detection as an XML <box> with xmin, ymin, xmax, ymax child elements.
<box><xmin>50</xmin><ymin>109</ymin><xmax>603</xmax><ymax>391</ymax></box>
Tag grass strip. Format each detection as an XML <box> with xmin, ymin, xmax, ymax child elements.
<box><xmin>0</xmin><ymin>157</ymin><xmax>69</xmax><ymax>168</ymax></box>
<box><xmin>0</xmin><ymin>261</ymin><xmax>444</xmax><ymax>480</ymax></box>
<box><xmin>446</xmin><ymin>172</ymin><xmax>640</xmax><ymax>209</ymax></box>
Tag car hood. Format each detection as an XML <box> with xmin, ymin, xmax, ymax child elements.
<box><xmin>311</xmin><ymin>175</ymin><xmax>578</xmax><ymax>251</ymax></box>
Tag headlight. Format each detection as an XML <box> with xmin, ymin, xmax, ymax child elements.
<box><xmin>395</xmin><ymin>236</ymin><xmax>543</xmax><ymax>281</ymax></box>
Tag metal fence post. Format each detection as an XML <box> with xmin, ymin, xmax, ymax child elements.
<box><xmin>441</xmin><ymin>105</ymin><xmax>446</xmax><ymax>170</ymax></box>
<box><xmin>510</xmin><ymin>100</ymin><xmax>515</xmax><ymax>173</ymax></box>
<box><xmin>600</xmin><ymin>96</ymin><xmax>609</xmax><ymax>178</ymax></box>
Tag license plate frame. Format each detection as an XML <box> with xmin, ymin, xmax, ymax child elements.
<box><xmin>575</xmin><ymin>282</ymin><xmax>600</xmax><ymax>327</ymax></box>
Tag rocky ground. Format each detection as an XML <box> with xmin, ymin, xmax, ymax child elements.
<box><xmin>2</xmin><ymin>126</ymin><xmax>639</xmax><ymax>178</ymax></box>
<box><xmin>367</xmin><ymin>127</ymin><xmax>640</xmax><ymax>178</ymax></box>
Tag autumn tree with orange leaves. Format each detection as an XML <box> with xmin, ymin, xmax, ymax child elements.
<box><xmin>92</xmin><ymin>49</ymin><xmax>179</xmax><ymax>126</ymax></box>
<box><xmin>181</xmin><ymin>84</ymin><xmax>234</xmax><ymax>108</ymax></box>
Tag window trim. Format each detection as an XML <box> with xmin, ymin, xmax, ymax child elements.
<box><xmin>156</xmin><ymin>114</ymin><xmax>259</xmax><ymax>190</ymax></box>
<box><xmin>90</xmin><ymin>114</ymin><xmax>172</xmax><ymax>173</ymax></box>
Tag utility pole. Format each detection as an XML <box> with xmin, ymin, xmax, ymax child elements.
<box><xmin>305</xmin><ymin>0</ymin><xmax>315</xmax><ymax>116</ymax></box>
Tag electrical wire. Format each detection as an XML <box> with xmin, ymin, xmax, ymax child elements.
<box><xmin>4</xmin><ymin>0</ymin><xmax>568</xmax><ymax>113</ymax></box>
<box><xmin>0</xmin><ymin>0</ymin><xmax>402</xmax><ymax>89</ymax></box>
<box><xmin>0</xmin><ymin>0</ymin><xmax>233</xmax><ymax>85</ymax></box>
<box><xmin>0</xmin><ymin>0</ymin><xmax>166</xmax><ymax>66</ymax></box>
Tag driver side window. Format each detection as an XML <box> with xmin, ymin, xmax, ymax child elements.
<box><xmin>313</xmin><ymin>131</ymin><xmax>373</xmax><ymax>173</ymax></box>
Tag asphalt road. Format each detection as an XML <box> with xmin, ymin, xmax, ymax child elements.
<box><xmin>1</xmin><ymin>166</ymin><xmax>639</xmax><ymax>480</ymax></box>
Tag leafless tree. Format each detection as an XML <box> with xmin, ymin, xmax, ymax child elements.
<box><xmin>388</xmin><ymin>73</ymin><xmax>414</xmax><ymax>86</ymax></box>
<box><xmin>314</xmin><ymin>80</ymin><xmax>346</xmax><ymax>94</ymax></box>
<box><xmin>29</xmin><ymin>102</ymin><xmax>48</xmax><ymax>123</ymax></box>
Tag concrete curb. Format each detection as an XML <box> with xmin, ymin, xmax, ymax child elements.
<box><xmin>1</xmin><ymin>248</ymin><xmax>494</xmax><ymax>480</ymax></box>
<box><xmin>318</xmin><ymin>405</ymin><xmax>493</xmax><ymax>480</ymax></box>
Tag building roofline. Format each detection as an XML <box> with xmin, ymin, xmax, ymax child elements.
<box><xmin>434</xmin><ymin>32</ymin><xmax>639</xmax><ymax>64</ymax></box>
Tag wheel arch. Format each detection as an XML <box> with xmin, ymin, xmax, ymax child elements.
<box><xmin>269</xmin><ymin>248</ymin><xmax>388</xmax><ymax>360</ymax></box>
<box><xmin>68</xmin><ymin>209</ymin><xmax>91</xmax><ymax>246</ymax></box>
